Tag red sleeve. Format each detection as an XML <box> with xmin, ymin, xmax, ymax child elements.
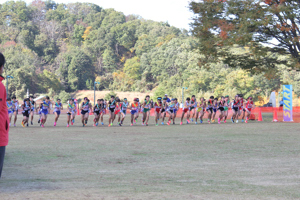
<box><xmin>0</xmin><ymin>82</ymin><xmax>9</xmax><ymax>146</ymax></box>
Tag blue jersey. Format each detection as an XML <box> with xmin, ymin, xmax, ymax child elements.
<box><xmin>42</xmin><ymin>101</ymin><xmax>50</xmax><ymax>111</ymax></box>
<box><xmin>30</xmin><ymin>101</ymin><xmax>35</xmax><ymax>109</ymax></box>
<box><xmin>7</xmin><ymin>102</ymin><xmax>13</xmax><ymax>113</ymax></box>
<box><xmin>23</xmin><ymin>102</ymin><xmax>31</xmax><ymax>111</ymax></box>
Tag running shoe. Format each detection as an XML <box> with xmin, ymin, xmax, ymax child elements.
<box><xmin>208</xmin><ymin>120</ymin><xmax>211</xmax><ymax>124</ymax></box>
<box><xmin>41</xmin><ymin>124</ymin><xmax>44</xmax><ymax>128</ymax></box>
<box><xmin>180</xmin><ymin>122</ymin><xmax>183</xmax><ymax>125</ymax></box>
<box><xmin>111</xmin><ymin>123</ymin><xmax>113</xmax><ymax>126</ymax></box>
<box><xmin>71</xmin><ymin>121</ymin><xmax>74</xmax><ymax>125</ymax></box>
<box><xmin>200</xmin><ymin>120</ymin><xmax>203</xmax><ymax>123</ymax></box>
<box><xmin>9</xmin><ymin>123</ymin><xmax>11</xmax><ymax>127</ymax></box>
<box><xmin>191</xmin><ymin>119</ymin><xmax>194</xmax><ymax>122</ymax></box>
<box><xmin>218</xmin><ymin>118</ymin><xmax>221</xmax><ymax>124</ymax></box>
<box><xmin>54</xmin><ymin>122</ymin><xmax>56</xmax><ymax>126</ymax></box>
<box><xmin>161</xmin><ymin>122</ymin><xmax>164</xmax><ymax>125</ymax></box>
<box><xmin>245</xmin><ymin>120</ymin><xmax>248</xmax><ymax>123</ymax></box>
<box><xmin>195</xmin><ymin>122</ymin><xmax>197</xmax><ymax>124</ymax></box>
<box><xmin>224</xmin><ymin>120</ymin><xmax>227</xmax><ymax>123</ymax></box>
<box><xmin>101</xmin><ymin>122</ymin><xmax>104</xmax><ymax>125</ymax></box>
<box><xmin>187</xmin><ymin>121</ymin><xmax>189</xmax><ymax>124</ymax></box>
<box><xmin>96</xmin><ymin>122</ymin><xmax>99</xmax><ymax>126</ymax></box>
<box><xmin>146</xmin><ymin>123</ymin><xmax>148</xmax><ymax>126</ymax></box>
<box><xmin>27</xmin><ymin>123</ymin><xmax>29</xmax><ymax>127</ymax></box>
<box><xmin>236</xmin><ymin>120</ymin><xmax>239</xmax><ymax>123</ymax></box>
<box><xmin>241</xmin><ymin>119</ymin><xmax>244</xmax><ymax>123</ymax></box>
<box><xmin>38</xmin><ymin>119</ymin><xmax>40</xmax><ymax>123</ymax></box>
<box><xmin>31</xmin><ymin>121</ymin><xmax>33</xmax><ymax>125</ymax></box>
<box><xmin>173</xmin><ymin>122</ymin><xmax>175</xmax><ymax>125</ymax></box>
<box><xmin>167</xmin><ymin>122</ymin><xmax>170</xmax><ymax>125</ymax></box>
<box><xmin>14</xmin><ymin>124</ymin><xmax>16</xmax><ymax>127</ymax></box>
<box><xmin>67</xmin><ymin>124</ymin><xmax>69</xmax><ymax>127</ymax></box>
<box><xmin>83</xmin><ymin>124</ymin><xmax>85</xmax><ymax>127</ymax></box>
<box><xmin>134</xmin><ymin>119</ymin><xmax>137</xmax><ymax>124</ymax></box>
<box><xmin>131</xmin><ymin>124</ymin><xmax>133</xmax><ymax>126</ymax></box>
<box><xmin>231</xmin><ymin>117</ymin><xmax>234</xmax><ymax>123</ymax></box>
<box><xmin>72</xmin><ymin>119</ymin><xmax>75</xmax><ymax>123</ymax></box>
<box><xmin>156</xmin><ymin>124</ymin><xmax>158</xmax><ymax>126</ymax></box>
<box><xmin>119</xmin><ymin>123</ymin><xmax>122</xmax><ymax>126</ymax></box>
<box><xmin>212</xmin><ymin>120</ymin><xmax>215</xmax><ymax>123</ymax></box>
<box><xmin>187</xmin><ymin>119</ymin><xmax>190</xmax><ymax>123</ymax></box>
<box><xmin>85</xmin><ymin>120</ymin><xmax>88</xmax><ymax>124</ymax></box>
<box><xmin>93</xmin><ymin>124</ymin><xmax>96</xmax><ymax>127</ymax></box>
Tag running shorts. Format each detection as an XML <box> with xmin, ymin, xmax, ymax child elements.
<box><xmin>23</xmin><ymin>110</ymin><xmax>30</xmax><ymax>117</ymax></box>
<box><xmin>131</xmin><ymin>110</ymin><xmax>137</xmax><ymax>115</ymax></box>
<box><xmin>81</xmin><ymin>110</ymin><xmax>89</xmax><ymax>115</ymax></box>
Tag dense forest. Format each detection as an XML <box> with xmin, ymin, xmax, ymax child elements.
<box><xmin>0</xmin><ymin>0</ymin><xmax>299</xmax><ymax>103</ymax></box>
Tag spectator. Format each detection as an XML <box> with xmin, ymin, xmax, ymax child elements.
<box><xmin>0</xmin><ymin>52</ymin><xmax>9</xmax><ymax>178</ymax></box>
<box><xmin>280</xmin><ymin>98</ymin><xmax>283</xmax><ymax>107</ymax></box>
<box><xmin>165</xmin><ymin>94</ymin><xmax>171</xmax><ymax>103</ymax></box>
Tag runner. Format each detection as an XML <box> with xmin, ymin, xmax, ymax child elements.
<box><xmin>129</xmin><ymin>98</ymin><xmax>139</xmax><ymax>126</ymax></box>
<box><xmin>40</xmin><ymin>96</ymin><xmax>51</xmax><ymax>127</ymax></box>
<box><xmin>244</xmin><ymin>97</ymin><xmax>255</xmax><ymax>123</ymax></box>
<box><xmin>114</xmin><ymin>97</ymin><xmax>122</xmax><ymax>126</ymax></box>
<box><xmin>11</xmin><ymin>96</ymin><xmax>18</xmax><ymax>127</ymax></box>
<box><xmin>21</xmin><ymin>98</ymin><xmax>31</xmax><ymax>127</ymax></box>
<box><xmin>223</xmin><ymin>95</ymin><xmax>230</xmax><ymax>123</ymax></box>
<box><xmin>190</xmin><ymin>95</ymin><xmax>197</xmax><ymax>122</ymax></box>
<box><xmin>211</xmin><ymin>98</ymin><xmax>219</xmax><ymax>123</ymax></box>
<box><xmin>72</xmin><ymin>98</ymin><xmax>77</xmax><ymax>124</ymax></box>
<box><xmin>197</xmin><ymin>97</ymin><xmax>206</xmax><ymax>124</ymax></box>
<box><xmin>80</xmin><ymin>97</ymin><xmax>91</xmax><ymax>127</ymax></box>
<box><xmin>29</xmin><ymin>96</ymin><xmax>35</xmax><ymax>125</ymax></box>
<box><xmin>238</xmin><ymin>94</ymin><xmax>245</xmax><ymax>122</ymax></box>
<box><xmin>218</xmin><ymin>96</ymin><xmax>225</xmax><ymax>124</ymax></box>
<box><xmin>108</xmin><ymin>96</ymin><xmax>116</xmax><ymax>127</ymax></box>
<box><xmin>93</xmin><ymin>99</ymin><xmax>102</xmax><ymax>127</ymax></box>
<box><xmin>53</xmin><ymin>99</ymin><xmax>63</xmax><ymax>126</ymax></box>
<box><xmin>100</xmin><ymin>99</ymin><xmax>107</xmax><ymax>125</ymax></box>
<box><xmin>231</xmin><ymin>95</ymin><xmax>240</xmax><ymax>123</ymax></box>
<box><xmin>6</xmin><ymin>98</ymin><xmax>14</xmax><ymax>126</ymax></box>
<box><xmin>180</xmin><ymin>97</ymin><xmax>191</xmax><ymax>125</ymax></box>
<box><xmin>67</xmin><ymin>99</ymin><xmax>76</xmax><ymax>127</ymax></box>
<box><xmin>167</xmin><ymin>98</ymin><xmax>176</xmax><ymax>125</ymax></box>
<box><xmin>154</xmin><ymin>97</ymin><xmax>163</xmax><ymax>126</ymax></box>
<box><xmin>120</xmin><ymin>98</ymin><xmax>129</xmax><ymax>126</ymax></box>
<box><xmin>161</xmin><ymin>97</ymin><xmax>168</xmax><ymax>125</ymax></box>
<box><xmin>134</xmin><ymin>98</ymin><xmax>141</xmax><ymax>124</ymax></box>
<box><xmin>206</xmin><ymin>96</ymin><xmax>214</xmax><ymax>124</ymax></box>
<box><xmin>142</xmin><ymin>95</ymin><xmax>151</xmax><ymax>126</ymax></box>
<box><xmin>173</xmin><ymin>98</ymin><xmax>179</xmax><ymax>124</ymax></box>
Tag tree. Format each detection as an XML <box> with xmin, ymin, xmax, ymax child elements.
<box><xmin>189</xmin><ymin>0</ymin><xmax>300</xmax><ymax>71</ymax></box>
<box><xmin>68</xmin><ymin>49</ymin><xmax>95</xmax><ymax>91</ymax></box>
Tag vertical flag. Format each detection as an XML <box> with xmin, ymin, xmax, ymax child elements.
<box><xmin>283</xmin><ymin>85</ymin><xmax>293</xmax><ymax>122</ymax></box>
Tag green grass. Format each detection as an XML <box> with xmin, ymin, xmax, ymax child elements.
<box><xmin>1</xmin><ymin>114</ymin><xmax>300</xmax><ymax>199</ymax></box>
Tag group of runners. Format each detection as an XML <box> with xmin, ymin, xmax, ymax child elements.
<box><xmin>6</xmin><ymin>93</ymin><xmax>255</xmax><ymax>127</ymax></box>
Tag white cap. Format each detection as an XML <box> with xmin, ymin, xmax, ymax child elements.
<box><xmin>165</xmin><ymin>94</ymin><xmax>168</xmax><ymax>96</ymax></box>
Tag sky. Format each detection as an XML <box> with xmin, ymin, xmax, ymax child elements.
<box><xmin>0</xmin><ymin>0</ymin><xmax>193</xmax><ymax>30</ymax></box>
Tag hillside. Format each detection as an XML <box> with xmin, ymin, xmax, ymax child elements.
<box><xmin>1</xmin><ymin>0</ymin><xmax>300</xmax><ymax>102</ymax></box>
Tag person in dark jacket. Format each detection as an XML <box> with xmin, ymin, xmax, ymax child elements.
<box><xmin>0</xmin><ymin>52</ymin><xmax>9</xmax><ymax>178</ymax></box>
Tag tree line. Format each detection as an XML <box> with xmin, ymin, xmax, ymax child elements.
<box><xmin>0</xmin><ymin>0</ymin><xmax>299</xmax><ymax>103</ymax></box>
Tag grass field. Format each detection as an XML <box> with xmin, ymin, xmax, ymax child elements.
<box><xmin>1</xmin><ymin>114</ymin><xmax>300</xmax><ymax>200</ymax></box>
